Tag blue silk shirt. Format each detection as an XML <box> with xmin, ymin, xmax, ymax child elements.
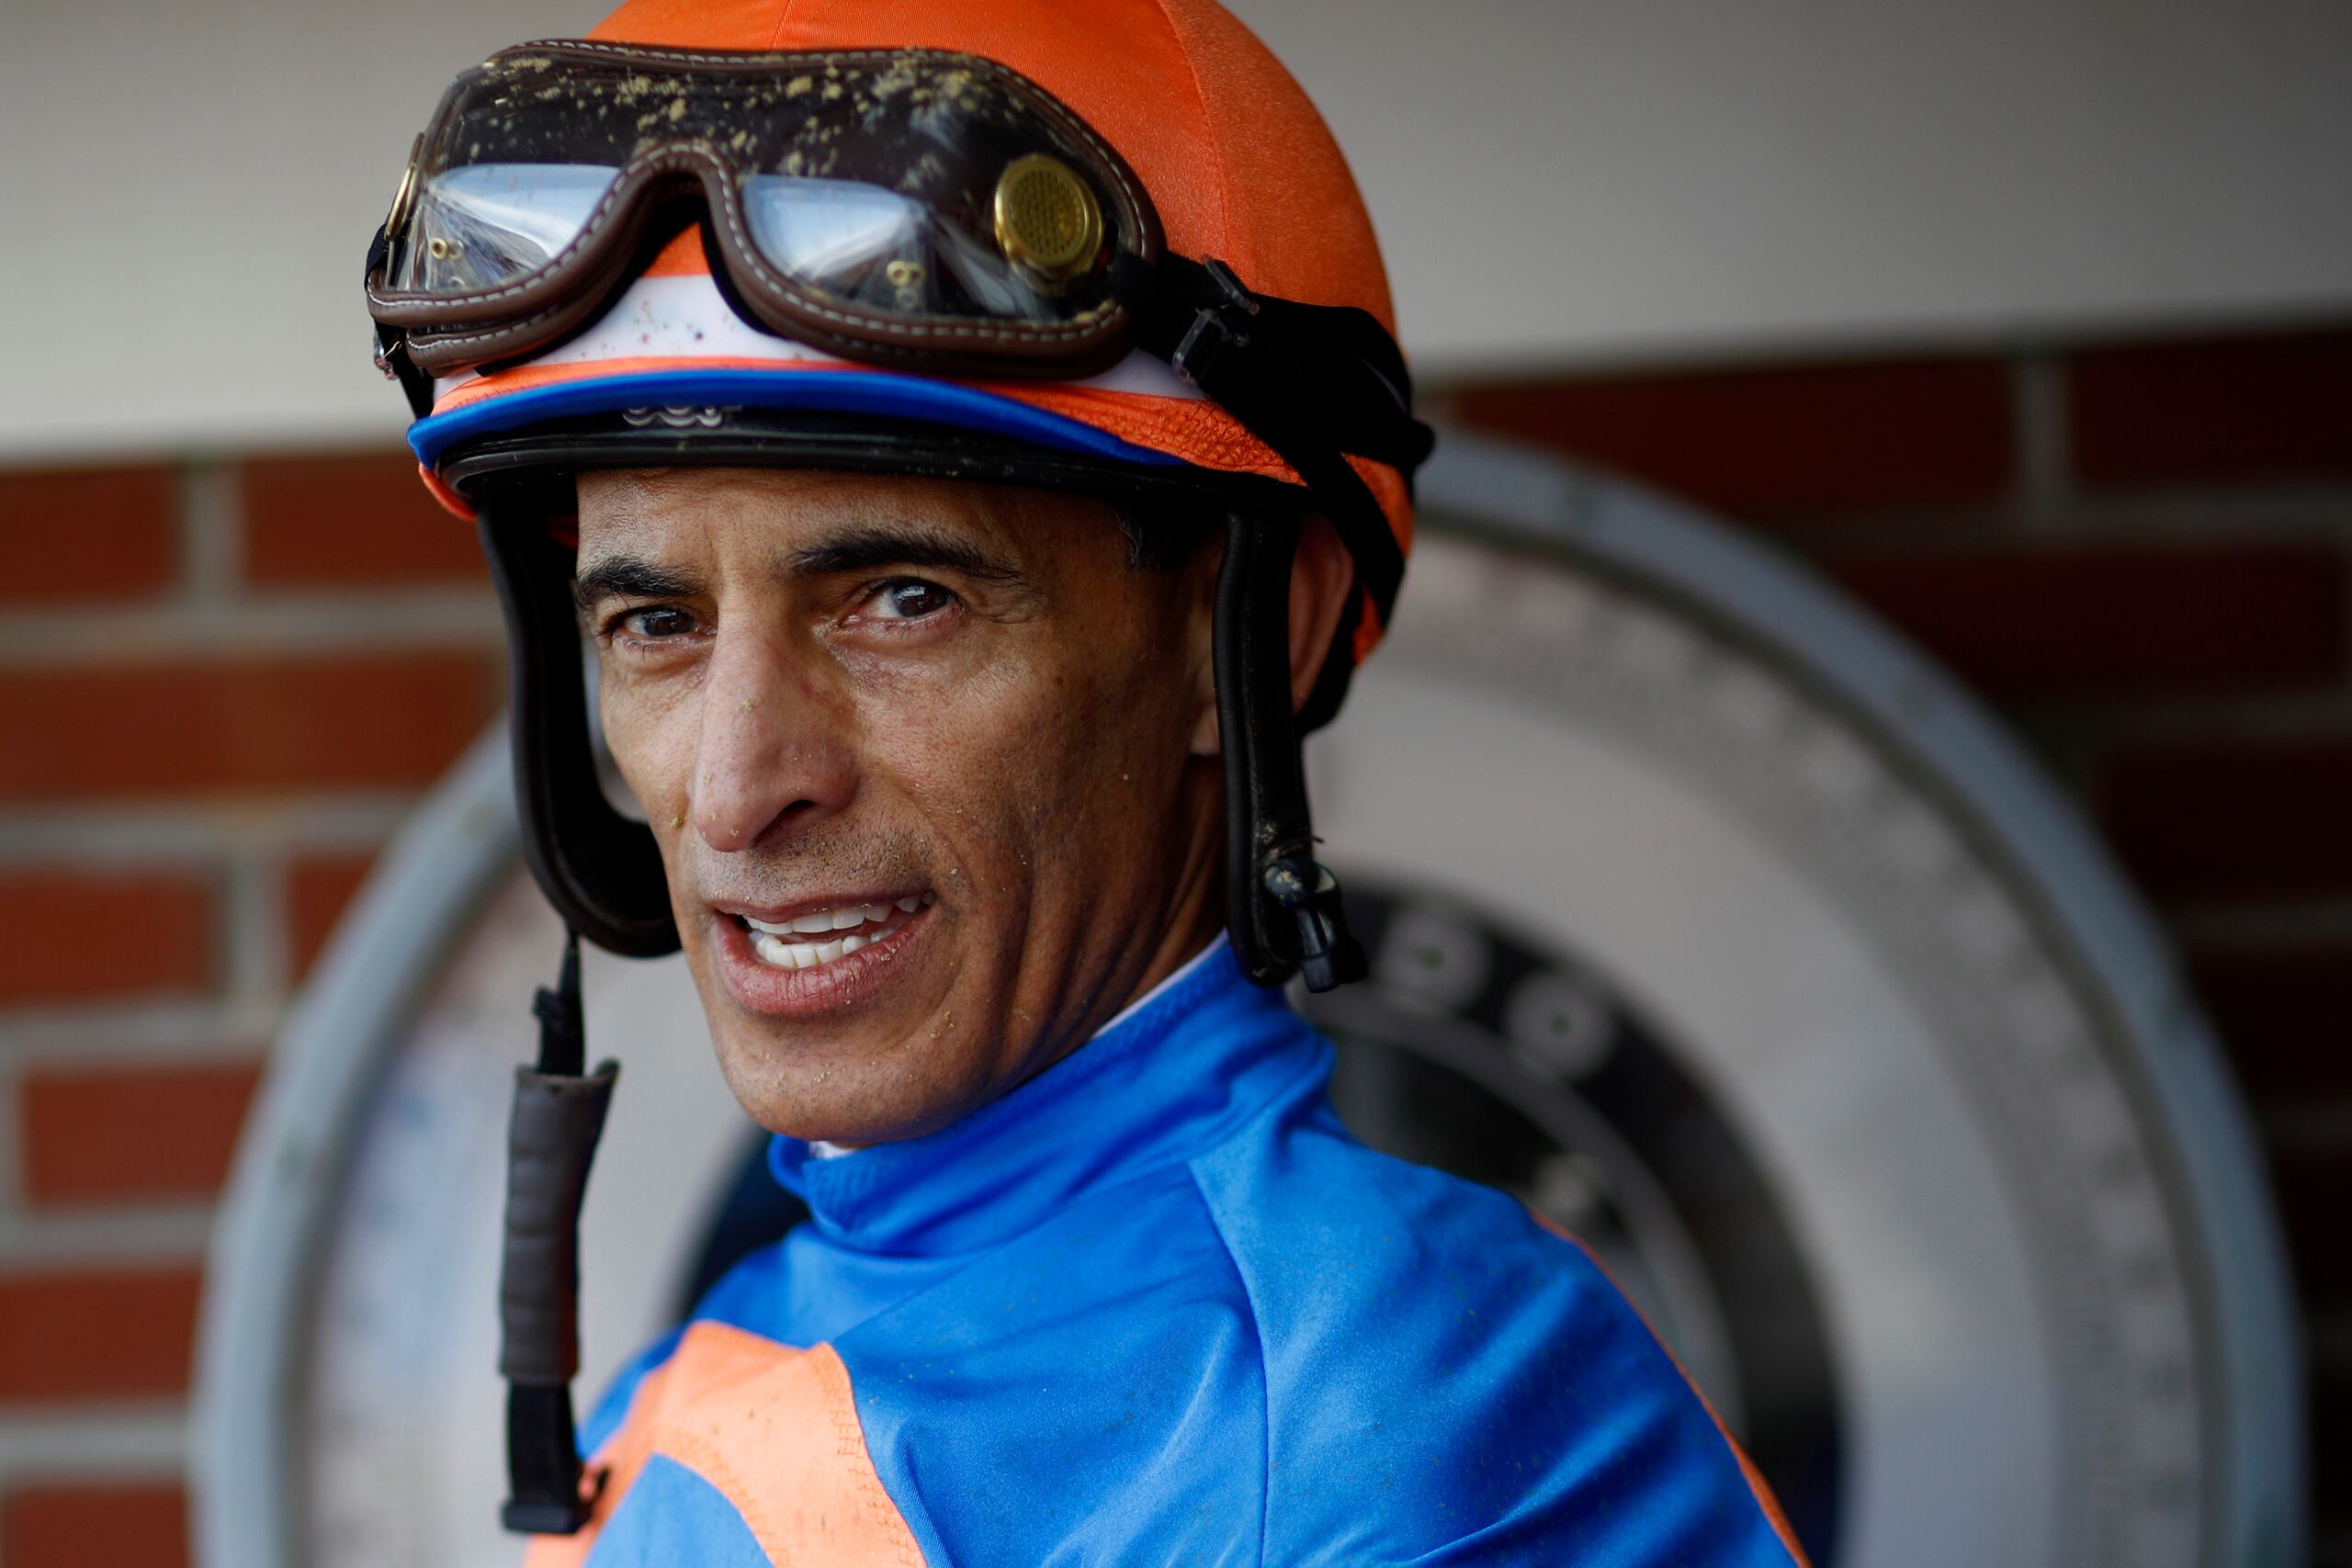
<box><xmin>531</xmin><ymin>940</ymin><xmax>1806</xmax><ymax>1566</ymax></box>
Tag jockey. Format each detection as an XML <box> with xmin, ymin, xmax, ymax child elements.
<box><xmin>364</xmin><ymin>1</ymin><xmax>1809</xmax><ymax>1562</ymax></box>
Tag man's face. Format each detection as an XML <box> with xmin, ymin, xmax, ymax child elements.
<box><xmin>575</xmin><ymin>468</ymin><xmax>1225</xmax><ymax>1145</ymax></box>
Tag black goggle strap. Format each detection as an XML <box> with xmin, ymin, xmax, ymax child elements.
<box><xmin>498</xmin><ymin>929</ymin><xmax>621</xmax><ymax>1536</ymax></box>
<box><xmin>1114</xmin><ymin>252</ymin><xmax>1432</xmax><ymax>631</ymax></box>
<box><xmin>365</xmin><ymin>224</ymin><xmax>438</xmax><ymax>421</ymax></box>
<box><xmin>1215</xmin><ymin>509</ymin><xmax>1367</xmax><ymax>993</ymax></box>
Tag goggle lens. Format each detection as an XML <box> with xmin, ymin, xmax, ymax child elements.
<box><xmin>395</xmin><ymin>164</ymin><xmax>619</xmax><ymax>294</ymax></box>
<box><xmin>740</xmin><ymin>174</ymin><xmax>1086</xmax><ymax>320</ymax></box>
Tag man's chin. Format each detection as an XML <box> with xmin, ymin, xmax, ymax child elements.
<box><xmin>714</xmin><ymin>1046</ymin><xmax>983</xmax><ymax>1149</ymax></box>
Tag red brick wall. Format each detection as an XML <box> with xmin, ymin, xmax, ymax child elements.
<box><xmin>1</xmin><ymin>324</ymin><xmax>2345</xmax><ymax>1563</ymax></box>
<box><xmin>0</xmin><ymin>453</ymin><xmax>501</xmax><ymax>1568</ymax></box>
<box><xmin>1459</xmin><ymin>321</ymin><xmax>2352</xmax><ymax>1562</ymax></box>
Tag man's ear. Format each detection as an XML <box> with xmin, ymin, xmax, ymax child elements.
<box><xmin>1189</xmin><ymin>513</ymin><xmax>1353</xmax><ymax>756</ymax></box>
<box><xmin>1287</xmin><ymin>513</ymin><xmax>1352</xmax><ymax>715</ymax></box>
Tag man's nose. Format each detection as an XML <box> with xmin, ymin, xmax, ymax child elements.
<box><xmin>690</xmin><ymin>624</ymin><xmax>856</xmax><ymax>853</ymax></box>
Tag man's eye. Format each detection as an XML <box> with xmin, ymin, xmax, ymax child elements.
<box><xmin>615</xmin><ymin>605</ymin><xmax>697</xmax><ymax>639</ymax></box>
<box><xmin>868</xmin><ymin>580</ymin><xmax>957</xmax><ymax>621</ymax></box>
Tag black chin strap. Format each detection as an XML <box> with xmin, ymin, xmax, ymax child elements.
<box><xmin>479</xmin><ymin>509</ymin><xmax>678</xmax><ymax>958</ymax></box>
<box><xmin>498</xmin><ymin>931</ymin><xmax>619</xmax><ymax>1535</ymax></box>
<box><xmin>1127</xmin><ymin>254</ymin><xmax>1414</xmax><ymax>992</ymax></box>
<box><xmin>1215</xmin><ymin>510</ymin><xmax>1367</xmax><ymax>993</ymax></box>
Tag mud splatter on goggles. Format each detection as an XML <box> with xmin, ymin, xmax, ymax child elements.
<box><xmin>366</xmin><ymin>42</ymin><xmax>1176</xmax><ymax>389</ymax></box>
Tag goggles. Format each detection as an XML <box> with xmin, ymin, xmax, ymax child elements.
<box><xmin>368</xmin><ymin>42</ymin><xmax>1161</xmax><ymax>386</ymax></box>
<box><xmin>366</xmin><ymin>41</ymin><xmax>1432</xmax><ymax>630</ymax></box>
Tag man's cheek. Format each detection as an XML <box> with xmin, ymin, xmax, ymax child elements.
<box><xmin>602</xmin><ymin>681</ymin><xmax>689</xmax><ymax>822</ymax></box>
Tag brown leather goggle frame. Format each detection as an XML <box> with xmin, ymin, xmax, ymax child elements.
<box><xmin>366</xmin><ymin>42</ymin><xmax>1164</xmax><ymax>384</ymax></box>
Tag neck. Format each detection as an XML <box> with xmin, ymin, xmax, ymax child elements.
<box><xmin>771</xmin><ymin>938</ymin><xmax>1326</xmax><ymax>1259</ymax></box>
<box><xmin>985</xmin><ymin>767</ymin><xmax>1225</xmax><ymax>1112</ymax></box>
<box><xmin>1107</xmin><ymin>762</ymin><xmax>1227</xmax><ymax>1024</ymax></box>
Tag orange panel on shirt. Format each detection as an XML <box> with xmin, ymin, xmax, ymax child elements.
<box><xmin>524</xmin><ymin>1322</ymin><xmax>923</xmax><ymax>1568</ymax></box>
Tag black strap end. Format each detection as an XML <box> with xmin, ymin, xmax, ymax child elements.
<box><xmin>1264</xmin><ymin>856</ymin><xmax>1367</xmax><ymax>994</ymax></box>
<box><xmin>501</xmin><ymin>1382</ymin><xmax>603</xmax><ymax>1535</ymax></box>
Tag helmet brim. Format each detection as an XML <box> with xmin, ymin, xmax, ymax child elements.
<box><xmin>432</xmin><ymin>378</ymin><xmax>1312</xmax><ymax>524</ymax></box>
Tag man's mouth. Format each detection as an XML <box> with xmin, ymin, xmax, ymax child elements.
<box><xmin>731</xmin><ymin>892</ymin><xmax>936</xmax><ymax>972</ymax></box>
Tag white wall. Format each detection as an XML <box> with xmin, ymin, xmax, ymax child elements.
<box><xmin>2</xmin><ymin>0</ymin><xmax>2347</xmax><ymax>461</ymax></box>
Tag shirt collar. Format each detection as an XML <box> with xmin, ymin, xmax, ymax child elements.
<box><xmin>766</xmin><ymin>936</ymin><xmax>1329</xmax><ymax>1257</ymax></box>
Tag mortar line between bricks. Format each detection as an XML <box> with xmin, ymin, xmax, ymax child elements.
<box><xmin>2304</xmin><ymin>1310</ymin><xmax>2352</xmax><ymax>1371</ymax></box>
<box><xmin>0</xmin><ymin>1053</ymin><xmax>22</xmax><ymax>1218</ymax></box>
<box><xmin>2040</xmin><ymin>692</ymin><xmax>2352</xmax><ymax>741</ymax></box>
<box><xmin>2009</xmin><ymin>348</ymin><xmax>2074</xmax><ymax>530</ymax></box>
<box><xmin>0</xmin><ymin>795</ymin><xmax>419</xmax><ymax>861</ymax></box>
<box><xmin>2165</xmin><ymin>899</ymin><xmax>2352</xmax><ymax>947</ymax></box>
<box><xmin>0</xmin><ymin>592</ymin><xmax>505</xmax><ymax>666</ymax></box>
<box><xmin>179</xmin><ymin>461</ymin><xmax>241</xmax><ymax>606</ymax></box>
<box><xmin>1799</xmin><ymin>487</ymin><xmax>2352</xmax><ymax>553</ymax></box>
<box><xmin>2256</xmin><ymin>1100</ymin><xmax>2352</xmax><ymax>1153</ymax></box>
<box><xmin>0</xmin><ymin>1404</ymin><xmax>186</xmax><ymax>1483</ymax></box>
<box><xmin>0</xmin><ymin>1204</ymin><xmax>214</xmax><ymax>1268</ymax></box>
<box><xmin>0</xmin><ymin>999</ymin><xmax>287</xmax><ymax>1065</ymax></box>
<box><xmin>2340</xmin><ymin>525</ymin><xmax>2352</xmax><ymax>698</ymax></box>
<box><xmin>2315</xmin><ymin>1537</ymin><xmax>2352</xmax><ymax>1568</ymax></box>
<box><xmin>228</xmin><ymin>849</ymin><xmax>288</xmax><ymax>1010</ymax></box>
<box><xmin>2045</xmin><ymin>484</ymin><xmax>2352</xmax><ymax>535</ymax></box>
<box><xmin>1</xmin><ymin>1039</ymin><xmax>273</xmax><ymax>1079</ymax></box>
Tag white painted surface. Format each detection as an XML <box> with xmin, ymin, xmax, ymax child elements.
<box><xmin>3</xmin><ymin>0</ymin><xmax>2348</xmax><ymax>460</ymax></box>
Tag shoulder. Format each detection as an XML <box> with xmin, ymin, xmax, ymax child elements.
<box><xmin>1189</xmin><ymin>1112</ymin><xmax>1804</xmax><ymax>1566</ymax></box>
<box><xmin>1185</xmin><ymin>1099</ymin><xmax>1622</xmax><ymax>1370</ymax></box>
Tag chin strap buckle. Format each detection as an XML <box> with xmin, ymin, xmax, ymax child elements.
<box><xmin>1262</xmin><ymin>855</ymin><xmax>1367</xmax><ymax>994</ymax></box>
<box><xmin>1170</xmin><ymin>258</ymin><xmax>1263</xmax><ymax>389</ymax></box>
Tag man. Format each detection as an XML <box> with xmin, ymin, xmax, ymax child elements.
<box><xmin>365</xmin><ymin>1</ymin><xmax>1809</xmax><ymax>1562</ymax></box>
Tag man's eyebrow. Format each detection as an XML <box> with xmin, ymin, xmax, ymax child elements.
<box><xmin>786</xmin><ymin>524</ymin><xmax>1024</xmax><ymax>585</ymax></box>
<box><xmin>572</xmin><ymin>555</ymin><xmax>704</xmax><ymax>610</ymax></box>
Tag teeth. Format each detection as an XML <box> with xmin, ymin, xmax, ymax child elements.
<box><xmin>741</xmin><ymin>893</ymin><xmax>933</xmax><ymax>971</ymax></box>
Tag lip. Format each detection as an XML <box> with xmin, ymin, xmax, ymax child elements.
<box><xmin>711</xmin><ymin>889</ymin><xmax>928</xmax><ymax>928</ymax></box>
<box><xmin>707</xmin><ymin>896</ymin><xmax>936</xmax><ymax>1020</ymax></box>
